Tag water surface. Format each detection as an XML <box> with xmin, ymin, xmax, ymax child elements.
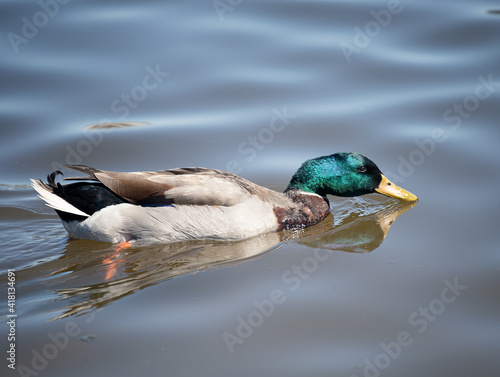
<box><xmin>1</xmin><ymin>1</ymin><xmax>499</xmax><ymax>376</ymax></box>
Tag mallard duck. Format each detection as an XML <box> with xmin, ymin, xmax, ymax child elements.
<box><xmin>31</xmin><ymin>152</ymin><xmax>417</xmax><ymax>248</ymax></box>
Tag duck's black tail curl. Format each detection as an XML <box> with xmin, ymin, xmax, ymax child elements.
<box><xmin>47</xmin><ymin>170</ymin><xmax>64</xmax><ymax>189</ymax></box>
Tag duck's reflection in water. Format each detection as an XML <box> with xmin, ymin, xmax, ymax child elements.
<box><xmin>44</xmin><ymin>198</ymin><xmax>416</xmax><ymax>320</ymax></box>
<box><xmin>293</xmin><ymin>198</ymin><xmax>416</xmax><ymax>253</ymax></box>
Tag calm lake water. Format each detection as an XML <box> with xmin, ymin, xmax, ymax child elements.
<box><xmin>1</xmin><ymin>0</ymin><xmax>500</xmax><ymax>376</ymax></box>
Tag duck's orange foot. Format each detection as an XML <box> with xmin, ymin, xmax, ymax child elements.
<box><xmin>114</xmin><ymin>241</ymin><xmax>131</xmax><ymax>252</ymax></box>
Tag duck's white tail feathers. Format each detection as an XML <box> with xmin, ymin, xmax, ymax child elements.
<box><xmin>31</xmin><ymin>179</ymin><xmax>89</xmax><ymax>218</ymax></box>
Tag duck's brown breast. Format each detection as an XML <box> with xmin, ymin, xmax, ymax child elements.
<box><xmin>273</xmin><ymin>192</ymin><xmax>330</xmax><ymax>230</ymax></box>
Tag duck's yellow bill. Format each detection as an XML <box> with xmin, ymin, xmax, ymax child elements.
<box><xmin>375</xmin><ymin>175</ymin><xmax>418</xmax><ymax>201</ymax></box>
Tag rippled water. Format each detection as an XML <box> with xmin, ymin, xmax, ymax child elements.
<box><xmin>1</xmin><ymin>1</ymin><xmax>500</xmax><ymax>376</ymax></box>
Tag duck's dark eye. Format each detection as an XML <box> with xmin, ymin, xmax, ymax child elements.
<box><xmin>357</xmin><ymin>166</ymin><xmax>367</xmax><ymax>173</ymax></box>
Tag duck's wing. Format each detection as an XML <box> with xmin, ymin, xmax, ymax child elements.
<box><xmin>65</xmin><ymin>165</ymin><xmax>289</xmax><ymax>207</ymax></box>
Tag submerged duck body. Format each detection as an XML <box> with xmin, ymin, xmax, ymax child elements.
<box><xmin>31</xmin><ymin>152</ymin><xmax>417</xmax><ymax>245</ymax></box>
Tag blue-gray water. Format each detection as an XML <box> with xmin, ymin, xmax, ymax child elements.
<box><xmin>1</xmin><ymin>1</ymin><xmax>500</xmax><ymax>376</ymax></box>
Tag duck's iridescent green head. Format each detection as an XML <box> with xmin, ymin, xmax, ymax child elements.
<box><xmin>286</xmin><ymin>152</ymin><xmax>417</xmax><ymax>201</ymax></box>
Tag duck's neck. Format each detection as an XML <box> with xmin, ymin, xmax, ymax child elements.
<box><xmin>273</xmin><ymin>189</ymin><xmax>330</xmax><ymax>230</ymax></box>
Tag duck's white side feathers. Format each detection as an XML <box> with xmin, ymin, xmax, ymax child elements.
<box><xmin>62</xmin><ymin>195</ymin><xmax>279</xmax><ymax>244</ymax></box>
